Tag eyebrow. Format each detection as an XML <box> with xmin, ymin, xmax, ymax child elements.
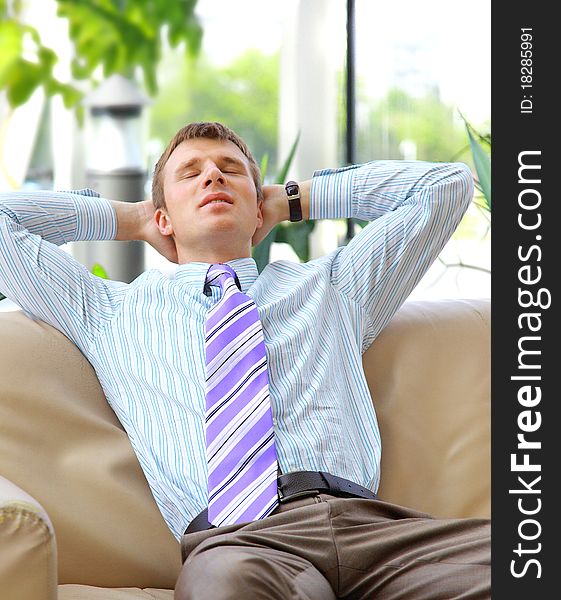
<box><xmin>174</xmin><ymin>155</ymin><xmax>248</xmax><ymax>176</ymax></box>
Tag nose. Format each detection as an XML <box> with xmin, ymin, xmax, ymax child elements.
<box><xmin>203</xmin><ymin>164</ymin><xmax>226</xmax><ymax>188</ymax></box>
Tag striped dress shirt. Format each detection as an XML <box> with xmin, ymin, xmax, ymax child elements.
<box><xmin>0</xmin><ymin>160</ymin><xmax>473</xmax><ymax>539</ymax></box>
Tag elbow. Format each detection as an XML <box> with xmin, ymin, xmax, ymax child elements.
<box><xmin>425</xmin><ymin>161</ymin><xmax>475</xmax><ymax>210</ymax></box>
<box><xmin>437</xmin><ymin>162</ymin><xmax>473</xmax><ymax>217</ymax></box>
<box><xmin>453</xmin><ymin>162</ymin><xmax>475</xmax><ymax>211</ymax></box>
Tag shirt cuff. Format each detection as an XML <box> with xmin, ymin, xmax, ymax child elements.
<box><xmin>309</xmin><ymin>163</ymin><xmax>360</xmax><ymax>220</ymax></box>
<box><xmin>70</xmin><ymin>191</ymin><xmax>118</xmax><ymax>242</ymax></box>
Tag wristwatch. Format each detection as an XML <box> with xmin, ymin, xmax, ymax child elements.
<box><xmin>285</xmin><ymin>180</ymin><xmax>302</xmax><ymax>222</ymax></box>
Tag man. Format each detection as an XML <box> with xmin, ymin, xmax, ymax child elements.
<box><xmin>0</xmin><ymin>121</ymin><xmax>489</xmax><ymax>599</ymax></box>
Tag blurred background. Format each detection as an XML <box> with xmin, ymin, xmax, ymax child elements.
<box><xmin>0</xmin><ymin>0</ymin><xmax>490</xmax><ymax>304</ymax></box>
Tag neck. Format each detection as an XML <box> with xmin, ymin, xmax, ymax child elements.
<box><xmin>177</xmin><ymin>241</ymin><xmax>252</xmax><ymax>265</ymax></box>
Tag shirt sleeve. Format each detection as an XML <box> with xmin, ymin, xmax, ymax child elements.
<box><xmin>310</xmin><ymin>160</ymin><xmax>474</xmax><ymax>352</ymax></box>
<box><xmin>0</xmin><ymin>189</ymin><xmax>121</xmax><ymax>353</ymax></box>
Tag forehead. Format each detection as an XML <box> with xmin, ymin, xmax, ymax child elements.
<box><xmin>165</xmin><ymin>137</ymin><xmax>250</xmax><ymax>176</ymax></box>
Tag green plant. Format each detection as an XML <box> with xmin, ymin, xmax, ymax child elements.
<box><xmin>252</xmin><ymin>133</ymin><xmax>317</xmax><ymax>272</ymax></box>
<box><xmin>436</xmin><ymin>114</ymin><xmax>491</xmax><ymax>278</ymax></box>
<box><xmin>0</xmin><ymin>0</ymin><xmax>202</xmax><ymax>112</ymax></box>
<box><xmin>92</xmin><ymin>263</ymin><xmax>109</xmax><ymax>279</ymax></box>
<box><xmin>1</xmin><ymin>0</ymin><xmax>202</xmax><ymax>299</ymax></box>
<box><xmin>462</xmin><ymin>114</ymin><xmax>491</xmax><ymax>212</ymax></box>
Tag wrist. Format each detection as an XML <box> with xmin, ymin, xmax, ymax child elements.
<box><xmin>277</xmin><ymin>185</ymin><xmax>291</xmax><ymax>222</ymax></box>
<box><xmin>112</xmin><ymin>200</ymin><xmax>144</xmax><ymax>242</ymax></box>
<box><xmin>285</xmin><ymin>181</ymin><xmax>303</xmax><ymax>222</ymax></box>
<box><xmin>262</xmin><ymin>185</ymin><xmax>289</xmax><ymax>224</ymax></box>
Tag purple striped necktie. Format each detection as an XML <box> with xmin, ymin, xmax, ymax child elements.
<box><xmin>204</xmin><ymin>263</ymin><xmax>279</xmax><ymax>527</ymax></box>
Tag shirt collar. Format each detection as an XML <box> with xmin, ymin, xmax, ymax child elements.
<box><xmin>174</xmin><ymin>258</ymin><xmax>259</xmax><ymax>293</ymax></box>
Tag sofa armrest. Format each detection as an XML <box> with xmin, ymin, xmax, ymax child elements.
<box><xmin>0</xmin><ymin>475</ymin><xmax>57</xmax><ymax>600</ymax></box>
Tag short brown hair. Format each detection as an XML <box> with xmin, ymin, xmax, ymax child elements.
<box><xmin>151</xmin><ymin>121</ymin><xmax>263</xmax><ymax>210</ymax></box>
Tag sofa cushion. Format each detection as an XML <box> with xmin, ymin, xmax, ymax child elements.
<box><xmin>0</xmin><ymin>312</ymin><xmax>181</xmax><ymax>589</ymax></box>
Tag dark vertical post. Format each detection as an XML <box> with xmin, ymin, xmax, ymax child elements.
<box><xmin>345</xmin><ymin>0</ymin><xmax>356</xmax><ymax>242</ymax></box>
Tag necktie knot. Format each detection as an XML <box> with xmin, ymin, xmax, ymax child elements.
<box><xmin>204</xmin><ymin>263</ymin><xmax>241</xmax><ymax>295</ymax></box>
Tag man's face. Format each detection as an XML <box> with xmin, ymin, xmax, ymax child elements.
<box><xmin>156</xmin><ymin>137</ymin><xmax>263</xmax><ymax>262</ymax></box>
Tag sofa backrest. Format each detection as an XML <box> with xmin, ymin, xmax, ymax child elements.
<box><xmin>365</xmin><ymin>299</ymin><xmax>490</xmax><ymax>518</ymax></box>
<box><xmin>0</xmin><ymin>298</ymin><xmax>490</xmax><ymax>589</ymax></box>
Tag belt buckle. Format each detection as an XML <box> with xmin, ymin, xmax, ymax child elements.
<box><xmin>278</xmin><ymin>488</ymin><xmax>320</xmax><ymax>504</ymax></box>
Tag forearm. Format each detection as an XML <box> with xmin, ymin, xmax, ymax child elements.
<box><xmin>0</xmin><ymin>190</ymin><xmax>116</xmax><ymax>245</ymax></box>
<box><xmin>266</xmin><ymin>161</ymin><xmax>473</xmax><ymax>226</ymax></box>
<box><xmin>310</xmin><ymin>160</ymin><xmax>474</xmax><ymax>222</ymax></box>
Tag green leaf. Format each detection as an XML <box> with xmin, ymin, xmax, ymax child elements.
<box><xmin>45</xmin><ymin>78</ymin><xmax>83</xmax><ymax>108</ymax></box>
<box><xmin>5</xmin><ymin>59</ymin><xmax>43</xmax><ymax>106</ymax></box>
<box><xmin>275</xmin><ymin>221</ymin><xmax>315</xmax><ymax>263</ymax></box>
<box><xmin>3</xmin><ymin>1</ymin><xmax>201</xmax><ymax>110</ymax></box>
<box><xmin>275</xmin><ymin>132</ymin><xmax>300</xmax><ymax>184</ymax></box>
<box><xmin>181</xmin><ymin>19</ymin><xmax>204</xmax><ymax>57</ymax></box>
<box><xmin>260</xmin><ymin>152</ymin><xmax>269</xmax><ymax>181</ymax></box>
<box><xmin>59</xmin><ymin>83</ymin><xmax>83</xmax><ymax>108</ymax></box>
<box><xmin>252</xmin><ymin>226</ymin><xmax>278</xmax><ymax>273</ymax></box>
<box><xmin>0</xmin><ymin>21</ymin><xmax>24</xmax><ymax>87</ymax></box>
<box><xmin>38</xmin><ymin>46</ymin><xmax>58</xmax><ymax>71</ymax></box>
<box><xmin>53</xmin><ymin>0</ymin><xmax>202</xmax><ymax>96</ymax></box>
<box><xmin>458</xmin><ymin>112</ymin><xmax>491</xmax><ymax>211</ymax></box>
<box><xmin>70</xmin><ymin>57</ymin><xmax>91</xmax><ymax>80</ymax></box>
<box><xmin>92</xmin><ymin>263</ymin><xmax>109</xmax><ymax>279</ymax></box>
<box><xmin>252</xmin><ymin>131</ymin><xmax>307</xmax><ymax>269</ymax></box>
<box><xmin>466</xmin><ymin>124</ymin><xmax>491</xmax><ymax>210</ymax></box>
<box><xmin>0</xmin><ymin>20</ymin><xmax>23</xmax><ymax>58</ymax></box>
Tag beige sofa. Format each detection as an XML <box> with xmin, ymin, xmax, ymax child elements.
<box><xmin>0</xmin><ymin>298</ymin><xmax>490</xmax><ymax>600</ymax></box>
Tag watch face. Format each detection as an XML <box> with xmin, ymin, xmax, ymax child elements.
<box><xmin>286</xmin><ymin>184</ymin><xmax>299</xmax><ymax>196</ymax></box>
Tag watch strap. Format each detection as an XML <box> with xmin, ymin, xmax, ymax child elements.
<box><xmin>285</xmin><ymin>180</ymin><xmax>302</xmax><ymax>222</ymax></box>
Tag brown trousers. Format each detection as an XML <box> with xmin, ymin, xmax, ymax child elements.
<box><xmin>176</xmin><ymin>493</ymin><xmax>490</xmax><ymax>600</ymax></box>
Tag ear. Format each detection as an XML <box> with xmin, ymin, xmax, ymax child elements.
<box><xmin>155</xmin><ymin>208</ymin><xmax>174</xmax><ymax>236</ymax></box>
<box><xmin>255</xmin><ymin>200</ymin><xmax>264</xmax><ymax>230</ymax></box>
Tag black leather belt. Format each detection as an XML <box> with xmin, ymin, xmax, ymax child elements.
<box><xmin>184</xmin><ymin>471</ymin><xmax>377</xmax><ymax>535</ymax></box>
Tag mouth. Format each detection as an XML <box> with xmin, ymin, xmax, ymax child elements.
<box><xmin>200</xmin><ymin>192</ymin><xmax>234</xmax><ymax>208</ymax></box>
